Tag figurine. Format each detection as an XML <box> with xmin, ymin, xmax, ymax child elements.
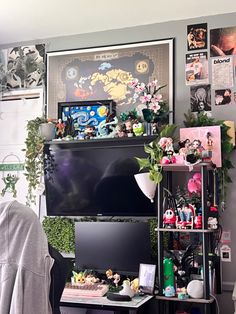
<box><xmin>124</xmin><ymin>118</ymin><xmax>134</xmax><ymax>137</ymax></box>
<box><xmin>176</xmin><ymin>204</ymin><xmax>195</xmax><ymax>229</ymax></box>
<box><xmin>194</xmin><ymin>214</ymin><xmax>202</xmax><ymax>229</ymax></box>
<box><xmin>113</xmin><ymin>273</ymin><xmax>121</xmax><ymax>287</ymax></box>
<box><xmin>163</xmin><ymin>285</ymin><xmax>175</xmax><ymax>297</ymax></box>
<box><xmin>163</xmin><ymin>208</ymin><xmax>176</xmax><ymax>228</ymax></box>
<box><xmin>132</xmin><ymin>121</ymin><xmax>144</xmax><ymax>137</ymax></box>
<box><xmin>56</xmin><ymin>118</ymin><xmax>65</xmax><ymax>138</ymax></box>
<box><xmin>116</xmin><ymin>123</ymin><xmax>127</xmax><ymax>138</ymax></box>
<box><xmin>84</xmin><ymin>126</ymin><xmax>96</xmax><ymax>139</ymax></box>
<box><xmin>119</xmin><ymin>280</ymin><xmax>135</xmax><ymax>298</ymax></box>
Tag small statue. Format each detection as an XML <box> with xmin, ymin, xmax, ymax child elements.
<box><xmin>84</xmin><ymin>126</ymin><xmax>96</xmax><ymax>139</ymax></box>
<box><xmin>56</xmin><ymin>118</ymin><xmax>65</xmax><ymax>138</ymax></box>
<box><xmin>163</xmin><ymin>208</ymin><xmax>176</xmax><ymax>228</ymax></box>
<box><xmin>132</xmin><ymin>121</ymin><xmax>144</xmax><ymax>137</ymax></box>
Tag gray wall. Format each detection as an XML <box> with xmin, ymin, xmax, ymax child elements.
<box><xmin>2</xmin><ymin>11</ymin><xmax>236</xmax><ymax>313</ymax></box>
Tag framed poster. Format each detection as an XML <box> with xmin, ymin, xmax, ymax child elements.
<box><xmin>47</xmin><ymin>39</ymin><xmax>174</xmax><ymax>123</ymax></box>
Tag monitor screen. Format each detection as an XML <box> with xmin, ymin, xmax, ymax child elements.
<box><xmin>44</xmin><ymin>138</ymin><xmax>156</xmax><ymax>217</ymax></box>
<box><xmin>75</xmin><ymin>221</ymin><xmax>153</xmax><ymax>276</ymax></box>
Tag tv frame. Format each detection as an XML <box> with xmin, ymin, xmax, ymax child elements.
<box><xmin>57</xmin><ymin>99</ymin><xmax>116</xmax><ymax>134</ymax></box>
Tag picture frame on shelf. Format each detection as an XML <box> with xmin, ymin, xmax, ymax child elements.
<box><xmin>138</xmin><ymin>263</ymin><xmax>156</xmax><ymax>295</ymax></box>
<box><xmin>47</xmin><ymin>39</ymin><xmax>175</xmax><ymax>124</ymax></box>
<box><xmin>58</xmin><ymin>99</ymin><xmax>116</xmax><ymax>138</ymax></box>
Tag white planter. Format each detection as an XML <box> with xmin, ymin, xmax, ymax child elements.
<box><xmin>39</xmin><ymin>123</ymin><xmax>56</xmax><ymax>141</ymax></box>
<box><xmin>134</xmin><ymin>172</ymin><xmax>157</xmax><ymax>203</ymax></box>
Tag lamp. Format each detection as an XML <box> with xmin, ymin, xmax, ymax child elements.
<box><xmin>134</xmin><ymin>173</ymin><xmax>157</xmax><ymax>203</ymax></box>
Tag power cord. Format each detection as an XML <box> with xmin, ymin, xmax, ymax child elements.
<box><xmin>210</xmin><ymin>294</ymin><xmax>220</xmax><ymax>314</ymax></box>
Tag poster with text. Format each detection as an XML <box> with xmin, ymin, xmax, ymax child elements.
<box><xmin>211</xmin><ymin>56</ymin><xmax>234</xmax><ymax>89</ymax></box>
<box><xmin>185</xmin><ymin>52</ymin><xmax>208</xmax><ymax>85</ymax></box>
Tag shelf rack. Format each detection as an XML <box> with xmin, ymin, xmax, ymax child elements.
<box><xmin>156</xmin><ymin>163</ymin><xmax>215</xmax><ymax>314</ymax></box>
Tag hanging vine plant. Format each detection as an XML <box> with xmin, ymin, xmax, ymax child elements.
<box><xmin>183</xmin><ymin>110</ymin><xmax>234</xmax><ymax>210</ymax></box>
<box><xmin>23</xmin><ymin>117</ymin><xmax>56</xmax><ymax>206</ymax></box>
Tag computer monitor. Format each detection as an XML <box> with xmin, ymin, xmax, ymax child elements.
<box><xmin>75</xmin><ymin>221</ymin><xmax>154</xmax><ymax>276</ymax></box>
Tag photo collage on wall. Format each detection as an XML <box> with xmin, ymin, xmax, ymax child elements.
<box><xmin>186</xmin><ymin>23</ymin><xmax>236</xmax><ymax>114</ymax></box>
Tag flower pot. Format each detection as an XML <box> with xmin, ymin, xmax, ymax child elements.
<box><xmin>39</xmin><ymin>123</ymin><xmax>56</xmax><ymax>141</ymax></box>
<box><xmin>134</xmin><ymin>172</ymin><xmax>157</xmax><ymax>203</ymax></box>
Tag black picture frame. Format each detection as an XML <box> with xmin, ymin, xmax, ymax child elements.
<box><xmin>58</xmin><ymin>99</ymin><xmax>115</xmax><ymax>136</ymax></box>
<box><xmin>47</xmin><ymin>39</ymin><xmax>175</xmax><ymax>124</ymax></box>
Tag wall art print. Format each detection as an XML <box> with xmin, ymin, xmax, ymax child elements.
<box><xmin>47</xmin><ymin>39</ymin><xmax>174</xmax><ymax>122</ymax></box>
<box><xmin>187</xmin><ymin>23</ymin><xmax>208</xmax><ymax>51</ymax></box>
<box><xmin>180</xmin><ymin>125</ymin><xmax>222</xmax><ymax>167</ymax></box>
<box><xmin>0</xmin><ymin>44</ymin><xmax>45</xmax><ymax>92</ymax></box>
<box><xmin>210</xmin><ymin>26</ymin><xmax>236</xmax><ymax>57</ymax></box>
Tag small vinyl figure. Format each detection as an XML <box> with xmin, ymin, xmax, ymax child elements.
<box><xmin>163</xmin><ymin>208</ymin><xmax>176</xmax><ymax>228</ymax></box>
<box><xmin>132</xmin><ymin>121</ymin><xmax>144</xmax><ymax>137</ymax></box>
<box><xmin>56</xmin><ymin>118</ymin><xmax>65</xmax><ymax>138</ymax></box>
<box><xmin>84</xmin><ymin>126</ymin><xmax>96</xmax><ymax>139</ymax></box>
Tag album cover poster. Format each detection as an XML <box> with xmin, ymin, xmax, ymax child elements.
<box><xmin>190</xmin><ymin>84</ymin><xmax>211</xmax><ymax>113</ymax></box>
<box><xmin>187</xmin><ymin>23</ymin><xmax>208</xmax><ymax>51</ymax></box>
<box><xmin>210</xmin><ymin>26</ymin><xmax>236</xmax><ymax>57</ymax></box>
<box><xmin>185</xmin><ymin>52</ymin><xmax>208</xmax><ymax>85</ymax></box>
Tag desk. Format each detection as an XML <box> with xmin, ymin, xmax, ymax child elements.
<box><xmin>60</xmin><ymin>294</ymin><xmax>153</xmax><ymax>314</ymax></box>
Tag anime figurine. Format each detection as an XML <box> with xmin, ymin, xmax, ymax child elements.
<box><xmin>84</xmin><ymin>126</ymin><xmax>96</xmax><ymax>139</ymax></box>
<box><xmin>163</xmin><ymin>208</ymin><xmax>176</xmax><ymax>228</ymax></box>
<box><xmin>163</xmin><ymin>285</ymin><xmax>175</xmax><ymax>297</ymax></box>
<box><xmin>208</xmin><ymin>217</ymin><xmax>218</xmax><ymax>230</ymax></box>
<box><xmin>124</xmin><ymin>118</ymin><xmax>134</xmax><ymax>137</ymax></box>
<box><xmin>56</xmin><ymin>118</ymin><xmax>65</xmax><ymax>138</ymax></box>
<box><xmin>119</xmin><ymin>280</ymin><xmax>135</xmax><ymax>298</ymax></box>
<box><xmin>115</xmin><ymin>123</ymin><xmax>127</xmax><ymax>138</ymax></box>
<box><xmin>113</xmin><ymin>273</ymin><xmax>120</xmax><ymax>287</ymax></box>
<box><xmin>176</xmin><ymin>204</ymin><xmax>195</xmax><ymax>229</ymax></box>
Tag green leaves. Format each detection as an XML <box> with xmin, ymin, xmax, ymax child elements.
<box><xmin>135</xmin><ymin>124</ymin><xmax>176</xmax><ymax>184</ymax></box>
<box><xmin>42</xmin><ymin>217</ymin><xmax>75</xmax><ymax>253</ymax></box>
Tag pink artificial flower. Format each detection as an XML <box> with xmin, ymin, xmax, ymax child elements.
<box><xmin>135</xmin><ymin>82</ymin><xmax>145</xmax><ymax>93</ymax></box>
<box><xmin>149</xmin><ymin>102</ymin><xmax>161</xmax><ymax>113</ymax></box>
<box><xmin>147</xmin><ymin>79</ymin><xmax>158</xmax><ymax>88</ymax></box>
<box><xmin>158</xmin><ymin>137</ymin><xmax>169</xmax><ymax>149</ymax></box>
<box><xmin>153</xmin><ymin>94</ymin><xmax>163</xmax><ymax>102</ymax></box>
<box><xmin>140</xmin><ymin>93</ymin><xmax>152</xmax><ymax>103</ymax></box>
<box><xmin>128</xmin><ymin>79</ymin><xmax>139</xmax><ymax>88</ymax></box>
<box><xmin>160</xmin><ymin>156</ymin><xmax>171</xmax><ymax>164</ymax></box>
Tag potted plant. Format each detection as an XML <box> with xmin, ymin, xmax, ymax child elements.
<box><xmin>135</xmin><ymin>124</ymin><xmax>177</xmax><ymax>185</ymax></box>
<box><xmin>23</xmin><ymin>117</ymin><xmax>56</xmax><ymax>205</ymax></box>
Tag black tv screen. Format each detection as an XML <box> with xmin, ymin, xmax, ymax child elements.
<box><xmin>44</xmin><ymin>137</ymin><xmax>156</xmax><ymax>217</ymax></box>
<box><xmin>75</xmin><ymin>221</ymin><xmax>153</xmax><ymax>276</ymax></box>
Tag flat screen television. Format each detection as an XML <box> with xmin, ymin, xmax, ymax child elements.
<box><xmin>75</xmin><ymin>221</ymin><xmax>154</xmax><ymax>276</ymax></box>
<box><xmin>44</xmin><ymin>137</ymin><xmax>156</xmax><ymax>217</ymax></box>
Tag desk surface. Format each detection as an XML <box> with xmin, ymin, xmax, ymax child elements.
<box><xmin>60</xmin><ymin>294</ymin><xmax>153</xmax><ymax>310</ymax></box>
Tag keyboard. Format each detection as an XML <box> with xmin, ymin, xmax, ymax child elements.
<box><xmin>63</xmin><ymin>283</ymin><xmax>109</xmax><ymax>297</ymax></box>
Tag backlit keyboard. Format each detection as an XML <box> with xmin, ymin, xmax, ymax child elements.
<box><xmin>63</xmin><ymin>283</ymin><xmax>109</xmax><ymax>297</ymax></box>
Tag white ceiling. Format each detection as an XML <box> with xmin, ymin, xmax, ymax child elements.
<box><xmin>1</xmin><ymin>0</ymin><xmax>236</xmax><ymax>45</ymax></box>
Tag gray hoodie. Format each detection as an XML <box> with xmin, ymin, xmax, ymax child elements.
<box><xmin>0</xmin><ymin>200</ymin><xmax>54</xmax><ymax>314</ymax></box>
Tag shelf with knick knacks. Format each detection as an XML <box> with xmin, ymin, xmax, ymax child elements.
<box><xmin>155</xmin><ymin>163</ymin><xmax>218</xmax><ymax>314</ymax></box>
